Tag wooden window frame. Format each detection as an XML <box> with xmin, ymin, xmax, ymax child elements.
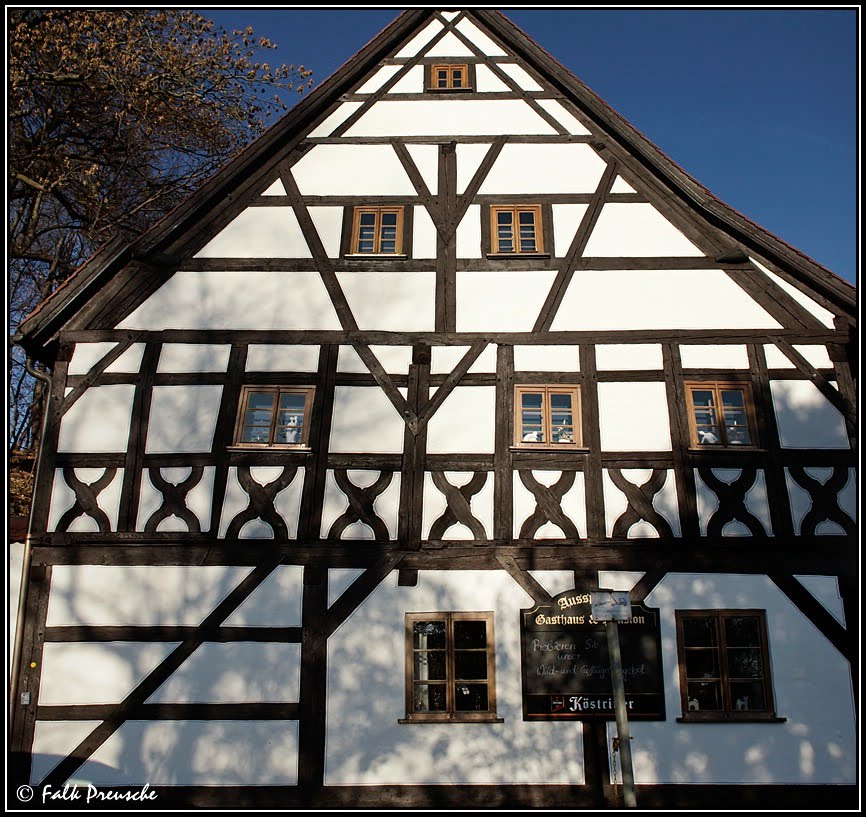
<box><xmin>489</xmin><ymin>204</ymin><xmax>545</xmax><ymax>256</ymax></box>
<box><xmin>675</xmin><ymin>609</ymin><xmax>784</xmax><ymax>723</ymax></box>
<box><xmin>232</xmin><ymin>385</ymin><xmax>315</xmax><ymax>449</ymax></box>
<box><xmin>425</xmin><ymin>63</ymin><xmax>474</xmax><ymax>92</ymax></box>
<box><xmin>349</xmin><ymin>206</ymin><xmax>406</xmax><ymax>257</ymax></box>
<box><xmin>400</xmin><ymin>611</ymin><xmax>502</xmax><ymax>724</ymax></box>
<box><xmin>684</xmin><ymin>380</ymin><xmax>758</xmax><ymax>449</ymax></box>
<box><xmin>513</xmin><ymin>385</ymin><xmax>583</xmax><ymax>449</ymax></box>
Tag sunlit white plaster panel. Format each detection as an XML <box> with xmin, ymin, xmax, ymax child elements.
<box><xmin>47</xmin><ymin>565</ymin><xmax>252</xmax><ymax>626</ymax></box>
<box><xmin>475</xmin><ymin>64</ymin><xmax>510</xmax><ymax>92</ymax></box>
<box><xmin>117</xmin><ymin>271</ymin><xmax>342</xmax><ymax>331</ymax></box>
<box><xmin>528</xmin><ymin>570</ymin><xmax>583</xmax><ymax>598</ymax></box>
<box><xmin>456</xmin><ymin>143</ymin><xmax>492</xmax><ymax>193</ymax></box>
<box><xmin>68</xmin><ymin>342</ymin><xmax>144</xmax><ymax>375</ymax></box>
<box><xmin>770</xmin><ymin>380</ymin><xmax>849</xmax><ymax>449</ymax></box>
<box><xmin>326</xmin><ymin>571</ymin><xmax>586</xmax><ymax>785</ymax></box>
<box><xmin>308</xmin><ymin>101</ymin><xmax>363</xmax><ymax>137</ymax></box>
<box><xmin>431</xmin><ymin>343</ymin><xmax>496</xmax><ymax>374</ymax></box>
<box><xmin>694</xmin><ymin>469</ymin><xmax>771</xmax><ymax>536</ymax></box>
<box><xmin>48</xmin><ymin>467</ymin><xmax>124</xmax><ymax>533</ymax></box>
<box><xmin>598</xmin><ymin>571</ymin><xmax>648</xmax><ymax>593</ymax></box>
<box><xmin>147</xmin><ymin>643</ymin><xmax>301</xmax><ymax>703</ymax></box>
<box><xmin>595</xmin><ymin>344</ymin><xmax>663</xmax><ymax>371</ymax></box>
<box><xmin>330</xmin><ymin>386</ymin><xmax>407</xmax><ymax>454</ymax></box>
<box><xmin>145</xmin><ymin>385</ymin><xmax>222</xmax><ymax>453</ymax></box>
<box><xmin>679</xmin><ymin>344</ymin><xmax>749</xmax><ymax>370</ymax></box>
<box><xmin>514</xmin><ymin>345</ymin><xmax>579</xmax><ymax>372</ymax></box>
<box><xmin>218</xmin><ymin>466</ymin><xmax>305</xmax><ymax>539</ymax></box>
<box><xmin>426</xmin><ymin>386</ymin><xmax>496</xmax><ymax>454</ymax></box>
<box><xmin>424</xmin><ymin>30</ymin><xmax>475</xmax><ymax>57</ymax></box>
<box><xmin>395</xmin><ymin>19</ymin><xmax>444</xmax><ymax>58</ymax></box>
<box><xmin>513</xmin><ymin>470</ymin><xmax>586</xmax><ymax>539</ymax></box>
<box><xmin>422</xmin><ymin>470</ymin><xmax>494</xmax><ymax>540</ymax></box>
<box><xmin>135</xmin><ymin>466</ymin><xmax>215</xmax><ymax>532</ymax></box>
<box><xmin>406</xmin><ymin>144</ymin><xmax>440</xmax><ymax>194</ymax></box>
<box><xmin>536</xmin><ymin>99</ymin><xmax>591</xmax><ymax>135</ymax></box>
<box><xmin>479</xmin><ymin>143</ymin><xmax>606</xmax><ymax>194</ymax></box>
<box><xmin>602</xmin><ymin>469</ymin><xmax>680</xmax><ymax>537</ymax></box>
<box><xmin>336</xmin><ymin>272</ymin><xmax>435</xmax><ymax>331</ymax></box>
<box><xmin>550</xmin><ymin>270</ymin><xmax>782</xmax><ymax>331</ymax></box>
<box><xmin>794</xmin><ymin>576</ymin><xmax>845</xmax><ymax>626</ymax></box>
<box><xmin>261</xmin><ymin>178</ymin><xmax>286</xmax><ymax>196</ymax></box>
<box><xmin>329</xmin><ymin>568</ymin><xmax>366</xmax><ymax>609</ymax></box>
<box><xmin>292</xmin><ymin>144</ymin><xmax>415</xmax><ymax>196</ymax></box>
<box><xmin>598</xmin><ymin>382</ymin><xmax>671</xmax><ymax>451</ymax></box>
<box><xmin>456</xmin><ymin>204</ymin><xmax>482</xmax><ymax>257</ymax></box>
<box><xmin>246</xmin><ymin>344</ymin><xmax>320</xmax><ymax>372</ymax></box>
<box><xmin>157</xmin><ymin>343</ymin><xmax>230</xmax><ymax>373</ymax></box>
<box><xmin>497</xmin><ymin>62</ymin><xmax>543</xmax><ymax>91</ymax></box>
<box><xmin>194</xmin><ymin>207</ymin><xmax>312</xmax><ymax>258</ymax></box>
<box><xmin>345</xmin><ymin>100</ymin><xmax>557</xmax><ymax>137</ymax></box>
<box><xmin>31</xmin><ymin>721</ymin><xmax>103</xmax><ymax>786</ymax></box>
<box><xmin>752</xmin><ymin>259</ymin><xmax>836</xmax><ymax>328</ymax></box>
<box><xmin>76</xmin><ymin>721</ymin><xmax>299</xmax><ymax>786</ymax></box>
<box><xmin>309</xmin><ymin>206</ymin><xmax>344</xmax><ymax>258</ymax></box>
<box><xmin>40</xmin><ymin>642</ymin><xmax>178</xmax><ymax>705</ymax></box>
<box><xmin>223</xmin><ymin>565</ymin><xmax>304</xmax><ymax>627</ymax></box>
<box><xmin>763</xmin><ymin>344</ymin><xmax>833</xmax><ymax>370</ymax></box>
<box><xmin>413</xmin><ymin>205</ymin><xmax>438</xmax><ymax>258</ymax></box>
<box><xmin>610</xmin><ymin>176</ymin><xmax>637</xmax><ymax>194</ymax></box>
<box><xmin>57</xmin><ymin>385</ymin><xmax>135</xmax><ymax>453</ymax></box>
<box><xmin>455</xmin><ymin>17</ymin><xmax>508</xmax><ymax>56</ymax></box>
<box><xmin>631</xmin><ymin>573</ymin><xmax>856</xmax><ymax>784</ymax></box>
<box><xmin>357</xmin><ymin>64</ymin><xmax>401</xmax><ymax>94</ymax></box>
<box><xmin>320</xmin><ymin>469</ymin><xmax>402</xmax><ymax>540</ymax></box>
<box><xmin>583</xmin><ymin>203</ymin><xmax>702</xmax><ymax>256</ymax></box>
<box><xmin>337</xmin><ymin>345</ymin><xmax>412</xmax><ymax>374</ymax></box>
<box><xmin>457</xmin><ymin>270</ymin><xmax>557</xmax><ymax>332</ymax></box>
<box><xmin>552</xmin><ymin>204</ymin><xmax>589</xmax><ymax>256</ymax></box>
<box><xmin>390</xmin><ymin>64</ymin><xmax>425</xmax><ymax>94</ymax></box>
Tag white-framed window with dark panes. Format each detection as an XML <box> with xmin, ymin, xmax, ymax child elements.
<box><xmin>427</xmin><ymin>63</ymin><xmax>473</xmax><ymax>91</ymax></box>
<box><xmin>400</xmin><ymin>612</ymin><xmax>502</xmax><ymax>724</ymax></box>
<box><xmin>489</xmin><ymin>204</ymin><xmax>545</xmax><ymax>255</ymax></box>
<box><xmin>675</xmin><ymin>609</ymin><xmax>784</xmax><ymax>722</ymax></box>
<box><xmin>349</xmin><ymin>206</ymin><xmax>405</xmax><ymax>256</ymax></box>
<box><xmin>685</xmin><ymin>381</ymin><xmax>757</xmax><ymax>448</ymax></box>
<box><xmin>233</xmin><ymin>386</ymin><xmax>314</xmax><ymax>448</ymax></box>
<box><xmin>514</xmin><ymin>385</ymin><xmax>582</xmax><ymax>449</ymax></box>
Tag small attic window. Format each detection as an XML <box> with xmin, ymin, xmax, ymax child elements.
<box><xmin>489</xmin><ymin>205</ymin><xmax>546</xmax><ymax>256</ymax></box>
<box><xmin>426</xmin><ymin>63</ymin><xmax>473</xmax><ymax>92</ymax></box>
<box><xmin>234</xmin><ymin>386</ymin><xmax>314</xmax><ymax>448</ymax></box>
<box><xmin>349</xmin><ymin>206</ymin><xmax>405</xmax><ymax>256</ymax></box>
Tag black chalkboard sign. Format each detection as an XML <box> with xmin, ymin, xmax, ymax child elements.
<box><xmin>520</xmin><ymin>590</ymin><xmax>665</xmax><ymax>720</ymax></box>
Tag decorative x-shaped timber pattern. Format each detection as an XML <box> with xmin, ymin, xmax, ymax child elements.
<box><xmin>143</xmin><ymin>467</ymin><xmax>205</xmax><ymax>533</ymax></box>
<box><xmin>224</xmin><ymin>466</ymin><xmax>299</xmax><ymax>540</ymax></box>
<box><xmin>787</xmin><ymin>466</ymin><xmax>856</xmax><ymax>536</ymax></box>
<box><xmin>56</xmin><ymin>468</ymin><xmax>117</xmax><ymax>532</ymax></box>
<box><xmin>328</xmin><ymin>470</ymin><xmax>394</xmax><ymax>540</ymax></box>
<box><xmin>697</xmin><ymin>467</ymin><xmax>768</xmax><ymax>537</ymax></box>
<box><xmin>608</xmin><ymin>469</ymin><xmax>675</xmax><ymax>539</ymax></box>
<box><xmin>428</xmin><ymin>471</ymin><xmax>489</xmax><ymax>540</ymax></box>
<box><xmin>517</xmin><ymin>471</ymin><xmax>580</xmax><ymax>539</ymax></box>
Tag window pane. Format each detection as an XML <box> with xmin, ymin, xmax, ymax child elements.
<box><xmin>684</xmin><ymin>649</ymin><xmax>719</xmax><ymax>680</ymax></box>
<box><xmin>729</xmin><ymin>681</ymin><xmax>766</xmax><ymax>711</ymax></box>
<box><xmin>242</xmin><ymin>392</ymin><xmax>275</xmax><ymax>443</ymax></box>
<box><xmin>721</xmin><ymin>389</ymin><xmax>745</xmax><ymax>408</ymax></box>
<box><xmin>381</xmin><ymin>212</ymin><xmax>398</xmax><ymax>226</ymax></box>
<box><xmin>724</xmin><ymin>617</ymin><xmax>760</xmax><ymax>647</ymax></box>
<box><xmin>497</xmin><ymin>211</ymin><xmax>513</xmax><ymax>225</ymax></box>
<box><xmin>359</xmin><ymin>212</ymin><xmax>376</xmax><ymax>225</ymax></box>
<box><xmin>414</xmin><ymin>650</ymin><xmax>446</xmax><ymax>681</ymax></box>
<box><xmin>727</xmin><ymin>648</ymin><xmax>763</xmax><ymax>679</ymax></box>
<box><xmin>454</xmin><ymin>620</ymin><xmax>487</xmax><ymax>649</ymax></box>
<box><xmin>682</xmin><ymin>616</ymin><xmax>718</xmax><ymax>647</ymax></box>
<box><xmin>357</xmin><ymin>223</ymin><xmax>375</xmax><ymax>253</ymax></box>
<box><xmin>413</xmin><ymin>683</ymin><xmax>446</xmax><ymax>712</ymax></box>
<box><xmin>691</xmin><ymin>389</ymin><xmax>716</xmax><ymax>407</ymax></box>
<box><xmin>413</xmin><ymin>621</ymin><xmax>446</xmax><ymax>649</ymax></box>
<box><xmin>454</xmin><ymin>683</ymin><xmax>488</xmax><ymax>712</ymax></box>
<box><xmin>723</xmin><ymin>406</ymin><xmax>752</xmax><ymax>445</ymax></box>
<box><xmin>454</xmin><ymin>650</ymin><xmax>488</xmax><ymax>680</ymax></box>
<box><xmin>687</xmin><ymin>681</ymin><xmax>722</xmax><ymax>711</ymax></box>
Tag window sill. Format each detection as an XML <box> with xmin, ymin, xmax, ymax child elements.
<box><xmin>511</xmin><ymin>445</ymin><xmax>588</xmax><ymax>452</ymax></box>
<box><xmin>425</xmin><ymin>88</ymin><xmax>474</xmax><ymax>94</ymax></box>
<box><xmin>688</xmin><ymin>446</ymin><xmax>766</xmax><ymax>453</ymax></box>
<box><xmin>227</xmin><ymin>445</ymin><xmax>312</xmax><ymax>453</ymax></box>
<box><xmin>677</xmin><ymin>714</ymin><xmax>786</xmax><ymax>724</ymax></box>
<box><xmin>486</xmin><ymin>253</ymin><xmax>550</xmax><ymax>260</ymax></box>
<box><xmin>344</xmin><ymin>254</ymin><xmax>408</xmax><ymax>260</ymax></box>
<box><xmin>399</xmin><ymin>715</ymin><xmax>504</xmax><ymax>725</ymax></box>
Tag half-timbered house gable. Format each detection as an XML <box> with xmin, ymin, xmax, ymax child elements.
<box><xmin>13</xmin><ymin>9</ymin><xmax>856</xmax><ymax>809</ymax></box>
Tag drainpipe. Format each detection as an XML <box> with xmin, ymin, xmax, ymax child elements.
<box><xmin>9</xmin><ymin>357</ymin><xmax>53</xmax><ymax>727</ymax></box>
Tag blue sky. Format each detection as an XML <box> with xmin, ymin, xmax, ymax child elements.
<box><xmin>200</xmin><ymin>7</ymin><xmax>858</xmax><ymax>286</ymax></box>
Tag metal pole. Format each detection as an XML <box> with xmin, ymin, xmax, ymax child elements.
<box><xmin>607</xmin><ymin>620</ymin><xmax>637</xmax><ymax>808</ymax></box>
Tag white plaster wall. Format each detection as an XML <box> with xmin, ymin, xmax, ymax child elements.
<box><xmin>456</xmin><ymin>144</ymin><xmax>491</xmax><ymax>193</ymax></box>
<box><xmin>223</xmin><ymin>565</ymin><xmax>305</xmax><ymax>627</ymax></box>
<box><xmin>479</xmin><ymin>143</ymin><xmax>606</xmax><ymax>194</ymax></box>
<box><xmin>456</xmin><ymin>204</ymin><xmax>482</xmax><ymax>257</ymax></box>
<box><xmin>422</xmin><ymin>470</ymin><xmax>494</xmax><ymax>540</ymax></box>
<box><xmin>553</xmin><ymin>204</ymin><xmax>589</xmax><ymax>256</ymax></box>
<box><xmin>9</xmin><ymin>540</ymin><xmax>24</xmax><ymax>670</ymax></box>
<box><xmin>455</xmin><ymin>17</ymin><xmax>508</xmax><ymax>56</ymax></box>
<box><xmin>31</xmin><ymin>721</ymin><xmax>102</xmax><ymax>786</ymax></box>
<box><xmin>330</xmin><ymin>386</ymin><xmax>407</xmax><ymax>454</ymax></box>
<box><xmin>325</xmin><ymin>570</ymin><xmax>586</xmax><ymax>785</ymax></box>
<box><xmin>406</xmin><ymin>144</ymin><xmax>440</xmax><ymax>194</ymax></box>
<box><xmin>431</xmin><ymin>343</ymin><xmax>496</xmax><ymax>374</ymax></box>
<box><xmin>785</xmin><ymin>467</ymin><xmax>856</xmax><ymax>535</ymax></box>
<box><xmin>68</xmin><ymin>342</ymin><xmax>144</xmax><ymax>375</ymax></box>
<box><xmin>457</xmin><ymin>270</ymin><xmax>557</xmax><ymax>332</ymax></box>
<box><xmin>261</xmin><ymin>179</ymin><xmax>285</xmax><ymax>196</ymax></box>
<box><xmin>157</xmin><ymin>343</ymin><xmax>230</xmax><ymax>373</ymax></box>
<box><xmin>48</xmin><ymin>467</ymin><xmax>123</xmax><ymax>532</ymax></box>
<box><xmin>336</xmin><ymin>272</ymin><xmax>435</xmax><ymax>331</ymax></box>
<box><xmin>425</xmin><ymin>386</ymin><xmax>496</xmax><ymax>454</ymax></box>
<box><xmin>357</xmin><ymin>64</ymin><xmax>401</xmax><ymax>94</ymax></box>
<box><xmin>320</xmin><ymin>469</ymin><xmax>402</xmax><ymax>540</ymax></box>
<box><xmin>763</xmin><ymin>344</ymin><xmax>833</xmax><ymax>370</ymax></box>
<box><xmin>46</xmin><ymin>566</ymin><xmax>253</xmax><ymax>626</ymax></box>
<box><xmin>424</xmin><ymin>30</ymin><xmax>475</xmax><ymax>58</ymax></box>
<box><xmin>292</xmin><ymin>144</ymin><xmax>415</xmax><ymax>196</ymax></box>
<box><xmin>147</xmin><ymin>643</ymin><xmax>301</xmax><ymax>703</ymax></box>
<box><xmin>308</xmin><ymin>101</ymin><xmax>364</xmax><ymax>137</ymax></box>
<box><xmin>395</xmin><ymin>19</ymin><xmax>443</xmax><ymax>58</ymax></box>
<box><xmin>601</xmin><ymin>468</ymin><xmax>680</xmax><ymax>537</ymax></box>
<box><xmin>752</xmin><ymin>259</ymin><xmax>836</xmax><ymax>328</ymax></box>
<box><xmin>679</xmin><ymin>344</ymin><xmax>749</xmax><ymax>370</ymax></box>
<box><xmin>218</xmin><ymin>466</ymin><xmax>305</xmax><ymax>539</ymax></box>
<box><xmin>610</xmin><ymin>176</ymin><xmax>637</xmax><ymax>194</ymax></box>
<box><xmin>345</xmin><ymin>100</ymin><xmax>557</xmax><ymax>137</ymax></box>
<box><xmin>595</xmin><ymin>344</ymin><xmax>663</xmax><ymax>371</ymax></box>
<box><xmin>329</xmin><ymin>569</ymin><xmax>366</xmax><ymax>608</ymax></box>
<box><xmin>513</xmin><ymin>470</ymin><xmax>586</xmax><ymax>539</ymax></box>
<box><xmin>413</xmin><ymin>205</ymin><xmax>438</xmax><ymax>258</ymax></box>
<box><xmin>513</xmin><ymin>344</ymin><xmax>579</xmax><ymax>372</ymax></box>
<box><xmin>135</xmin><ymin>466</ymin><xmax>215</xmax><ymax>532</ymax></box>
<box><xmin>583</xmin><ymin>203</ymin><xmax>702</xmax><ymax>256</ymax></box>
<box><xmin>694</xmin><ymin>469</ymin><xmax>772</xmax><ymax>536</ymax></box>
<box><xmin>145</xmin><ymin>385</ymin><xmax>222</xmax><ymax>453</ymax></box>
<box><xmin>793</xmin><ymin>576</ymin><xmax>845</xmax><ymax>626</ymax></box>
<box><xmin>536</xmin><ymin>99</ymin><xmax>591</xmax><ymax>135</ymax></box>
<box><xmin>337</xmin><ymin>344</ymin><xmax>412</xmax><ymax>375</ymax></box>
<box><xmin>770</xmin><ymin>380</ymin><xmax>849</xmax><ymax>449</ymax></box>
<box><xmin>597</xmin><ymin>382</ymin><xmax>671</xmax><ymax>451</ymax></box>
<box><xmin>309</xmin><ymin>206</ymin><xmax>345</xmax><ymax>258</ymax></box>
<box><xmin>116</xmin><ymin>271</ymin><xmax>342</xmax><ymax>331</ymax></box>
<box><xmin>246</xmin><ymin>344</ymin><xmax>320</xmax><ymax>372</ymax></box>
<box><xmin>36</xmin><ymin>721</ymin><xmax>299</xmax><ymax>786</ymax></box>
<box><xmin>628</xmin><ymin>574</ymin><xmax>856</xmax><ymax>784</ymax></box>
<box><xmin>195</xmin><ymin>207</ymin><xmax>312</xmax><ymax>258</ymax></box>
<box><xmin>475</xmin><ymin>64</ymin><xmax>511</xmax><ymax>92</ymax></box>
<box><xmin>390</xmin><ymin>65</ymin><xmax>425</xmax><ymax>94</ymax></box>
<box><xmin>497</xmin><ymin>62</ymin><xmax>543</xmax><ymax>91</ymax></box>
<box><xmin>550</xmin><ymin>269</ymin><xmax>782</xmax><ymax>331</ymax></box>
<box><xmin>57</xmin><ymin>385</ymin><xmax>135</xmax><ymax>453</ymax></box>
